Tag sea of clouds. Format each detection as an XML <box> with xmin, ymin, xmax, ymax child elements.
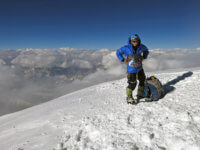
<box><xmin>0</xmin><ymin>47</ymin><xmax>200</xmax><ymax>116</ymax></box>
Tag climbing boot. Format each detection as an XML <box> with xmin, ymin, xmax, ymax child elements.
<box><xmin>136</xmin><ymin>85</ymin><xmax>145</xmax><ymax>99</ymax></box>
<box><xmin>126</xmin><ymin>87</ymin><xmax>136</xmax><ymax>104</ymax></box>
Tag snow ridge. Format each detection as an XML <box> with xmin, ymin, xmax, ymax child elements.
<box><xmin>0</xmin><ymin>69</ymin><xmax>200</xmax><ymax>150</ymax></box>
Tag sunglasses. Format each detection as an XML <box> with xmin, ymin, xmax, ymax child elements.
<box><xmin>131</xmin><ymin>40</ymin><xmax>139</xmax><ymax>43</ymax></box>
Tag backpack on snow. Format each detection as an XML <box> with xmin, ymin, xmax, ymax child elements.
<box><xmin>143</xmin><ymin>76</ymin><xmax>164</xmax><ymax>101</ymax></box>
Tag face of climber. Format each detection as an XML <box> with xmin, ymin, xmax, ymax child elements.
<box><xmin>130</xmin><ymin>39</ymin><xmax>140</xmax><ymax>47</ymax></box>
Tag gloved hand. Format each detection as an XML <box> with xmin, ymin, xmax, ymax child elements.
<box><xmin>122</xmin><ymin>58</ymin><xmax>128</xmax><ymax>63</ymax></box>
<box><xmin>124</xmin><ymin>59</ymin><xmax>129</xmax><ymax>63</ymax></box>
<box><xmin>141</xmin><ymin>57</ymin><xmax>144</xmax><ymax>62</ymax></box>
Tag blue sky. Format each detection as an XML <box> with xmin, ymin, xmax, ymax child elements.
<box><xmin>0</xmin><ymin>0</ymin><xmax>199</xmax><ymax>50</ymax></box>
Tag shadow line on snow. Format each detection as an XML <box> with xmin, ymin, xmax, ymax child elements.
<box><xmin>161</xmin><ymin>71</ymin><xmax>193</xmax><ymax>98</ymax></box>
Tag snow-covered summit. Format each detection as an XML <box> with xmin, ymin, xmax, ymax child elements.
<box><xmin>0</xmin><ymin>68</ymin><xmax>200</xmax><ymax>150</ymax></box>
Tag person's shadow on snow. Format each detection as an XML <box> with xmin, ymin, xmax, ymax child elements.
<box><xmin>161</xmin><ymin>71</ymin><xmax>193</xmax><ymax>99</ymax></box>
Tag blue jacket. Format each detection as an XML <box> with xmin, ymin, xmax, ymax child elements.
<box><xmin>116</xmin><ymin>36</ymin><xmax>149</xmax><ymax>73</ymax></box>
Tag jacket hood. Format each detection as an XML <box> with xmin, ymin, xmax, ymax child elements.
<box><xmin>128</xmin><ymin>33</ymin><xmax>141</xmax><ymax>45</ymax></box>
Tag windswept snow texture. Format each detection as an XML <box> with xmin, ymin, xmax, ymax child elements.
<box><xmin>0</xmin><ymin>68</ymin><xmax>200</xmax><ymax>150</ymax></box>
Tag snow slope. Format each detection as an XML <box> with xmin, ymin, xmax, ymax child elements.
<box><xmin>0</xmin><ymin>68</ymin><xmax>200</xmax><ymax>150</ymax></box>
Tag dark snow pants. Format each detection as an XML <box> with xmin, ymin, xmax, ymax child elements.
<box><xmin>127</xmin><ymin>68</ymin><xmax>146</xmax><ymax>91</ymax></box>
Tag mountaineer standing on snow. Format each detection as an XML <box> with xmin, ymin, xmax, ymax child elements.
<box><xmin>116</xmin><ymin>33</ymin><xmax>149</xmax><ymax>104</ymax></box>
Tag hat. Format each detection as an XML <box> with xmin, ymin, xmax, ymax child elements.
<box><xmin>130</xmin><ymin>33</ymin><xmax>141</xmax><ymax>41</ymax></box>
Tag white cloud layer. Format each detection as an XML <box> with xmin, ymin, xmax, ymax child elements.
<box><xmin>0</xmin><ymin>47</ymin><xmax>200</xmax><ymax>116</ymax></box>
